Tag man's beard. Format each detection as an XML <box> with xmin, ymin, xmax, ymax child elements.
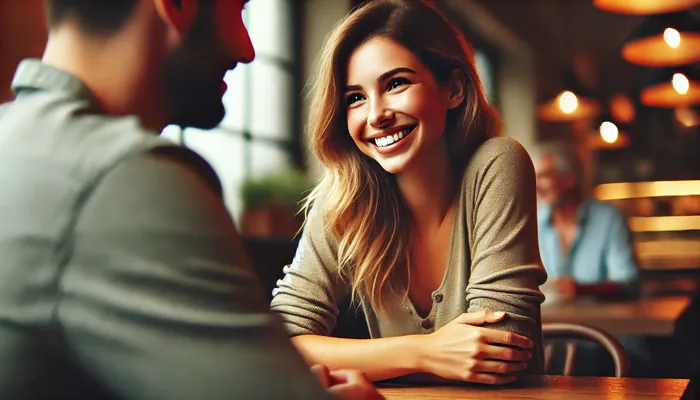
<box><xmin>162</xmin><ymin>13</ymin><xmax>228</xmax><ymax>130</ymax></box>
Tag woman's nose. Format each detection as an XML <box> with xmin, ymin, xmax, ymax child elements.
<box><xmin>368</xmin><ymin>100</ymin><xmax>394</xmax><ymax>128</ymax></box>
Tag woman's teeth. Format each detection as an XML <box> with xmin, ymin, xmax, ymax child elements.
<box><xmin>374</xmin><ymin>126</ymin><xmax>415</xmax><ymax>147</ymax></box>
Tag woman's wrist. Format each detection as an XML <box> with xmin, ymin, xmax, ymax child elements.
<box><xmin>401</xmin><ymin>334</ymin><xmax>431</xmax><ymax>375</ymax></box>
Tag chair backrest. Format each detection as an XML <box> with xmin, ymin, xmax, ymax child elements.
<box><xmin>543</xmin><ymin>322</ymin><xmax>630</xmax><ymax>377</ymax></box>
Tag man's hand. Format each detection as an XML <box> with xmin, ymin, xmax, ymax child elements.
<box><xmin>311</xmin><ymin>365</ymin><xmax>384</xmax><ymax>400</ymax></box>
<box><xmin>551</xmin><ymin>277</ymin><xmax>578</xmax><ymax>300</ymax></box>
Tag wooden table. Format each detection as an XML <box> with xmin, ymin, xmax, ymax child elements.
<box><xmin>541</xmin><ymin>295</ymin><xmax>690</xmax><ymax>336</ymax></box>
<box><xmin>378</xmin><ymin>375</ymin><xmax>692</xmax><ymax>399</ymax></box>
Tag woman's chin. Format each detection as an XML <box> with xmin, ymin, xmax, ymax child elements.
<box><xmin>374</xmin><ymin>156</ymin><xmax>412</xmax><ymax>176</ymax></box>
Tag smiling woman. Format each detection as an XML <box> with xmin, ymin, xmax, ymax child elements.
<box><xmin>344</xmin><ymin>38</ymin><xmax>463</xmax><ymax>175</ymax></box>
<box><xmin>270</xmin><ymin>0</ymin><xmax>546</xmax><ymax>386</ymax></box>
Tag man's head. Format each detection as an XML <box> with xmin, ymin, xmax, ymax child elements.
<box><xmin>531</xmin><ymin>142</ymin><xmax>584</xmax><ymax>206</ymax></box>
<box><xmin>43</xmin><ymin>0</ymin><xmax>255</xmax><ymax>129</ymax></box>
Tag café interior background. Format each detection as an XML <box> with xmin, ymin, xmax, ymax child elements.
<box><xmin>1</xmin><ymin>0</ymin><xmax>698</xmax><ymax>271</ymax></box>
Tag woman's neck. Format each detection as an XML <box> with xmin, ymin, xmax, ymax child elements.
<box><xmin>396</xmin><ymin>139</ymin><xmax>456</xmax><ymax>232</ymax></box>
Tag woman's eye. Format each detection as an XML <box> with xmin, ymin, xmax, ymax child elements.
<box><xmin>387</xmin><ymin>77</ymin><xmax>410</xmax><ymax>91</ymax></box>
<box><xmin>346</xmin><ymin>93</ymin><xmax>365</xmax><ymax>106</ymax></box>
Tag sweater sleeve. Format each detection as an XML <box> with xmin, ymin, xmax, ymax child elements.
<box><xmin>270</xmin><ymin>193</ymin><xmax>349</xmax><ymax>337</ymax></box>
<box><xmin>60</xmin><ymin>150</ymin><xmax>334</xmax><ymax>400</ymax></box>
<box><xmin>464</xmin><ymin>138</ymin><xmax>547</xmax><ymax>374</ymax></box>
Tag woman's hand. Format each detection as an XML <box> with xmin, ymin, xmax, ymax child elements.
<box><xmin>311</xmin><ymin>365</ymin><xmax>385</xmax><ymax>400</ymax></box>
<box><xmin>418</xmin><ymin>310</ymin><xmax>533</xmax><ymax>385</ymax></box>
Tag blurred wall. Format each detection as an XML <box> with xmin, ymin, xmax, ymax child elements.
<box><xmin>0</xmin><ymin>0</ymin><xmax>47</xmax><ymax>102</ymax></box>
<box><xmin>300</xmin><ymin>0</ymin><xmax>351</xmax><ymax>181</ymax></box>
<box><xmin>443</xmin><ymin>0</ymin><xmax>537</xmax><ymax>153</ymax></box>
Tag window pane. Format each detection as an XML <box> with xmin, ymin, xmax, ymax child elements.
<box><xmin>160</xmin><ymin>125</ymin><xmax>183</xmax><ymax>144</ymax></box>
<box><xmin>183</xmin><ymin>129</ymin><xmax>246</xmax><ymax>220</ymax></box>
<box><xmin>475</xmin><ymin>50</ymin><xmax>494</xmax><ymax>103</ymax></box>
<box><xmin>250</xmin><ymin>62</ymin><xmax>292</xmax><ymax>140</ymax></box>
<box><xmin>220</xmin><ymin>67</ymin><xmax>247</xmax><ymax>131</ymax></box>
<box><xmin>247</xmin><ymin>0</ymin><xmax>293</xmax><ymax>62</ymax></box>
<box><xmin>250</xmin><ymin>141</ymin><xmax>291</xmax><ymax>179</ymax></box>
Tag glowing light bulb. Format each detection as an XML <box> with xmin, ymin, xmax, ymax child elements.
<box><xmin>600</xmin><ymin>121</ymin><xmax>619</xmax><ymax>144</ymax></box>
<box><xmin>558</xmin><ymin>91</ymin><xmax>578</xmax><ymax>114</ymax></box>
<box><xmin>672</xmin><ymin>73</ymin><xmax>689</xmax><ymax>95</ymax></box>
<box><xmin>675</xmin><ymin>108</ymin><xmax>700</xmax><ymax>127</ymax></box>
<box><xmin>663</xmin><ymin>28</ymin><xmax>681</xmax><ymax>48</ymax></box>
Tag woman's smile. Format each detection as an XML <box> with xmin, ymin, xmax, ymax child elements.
<box><xmin>370</xmin><ymin>124</ymin><xmax>417</xmax><ymax>153</ymax></box>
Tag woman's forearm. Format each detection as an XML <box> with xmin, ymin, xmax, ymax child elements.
<box><xmin>291</xmin><ymin>334</ymin><xmax>427</xmax><ymax>382</ymax></box>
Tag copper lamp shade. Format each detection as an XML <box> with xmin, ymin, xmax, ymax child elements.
<box><xmin>537</xmin><ymin>70</ymin><xmax>600</xmax><ymax>122</ymax></box>
<box><xmin>675</xmin><ymin>107</ymin><xmax>700</xmax><ymax>127</ymax></box>
<box><xmin>622</xmin><ymin>12</ymin><xmax>700</xmax><ymax>67</ymax></box>
<box><xmin>586</xmin><ymin>114</ymin><xmax>631</xmax><ymax>149</ymax></box>
<box><xmin>594</xmin><ymin>0</ymin><xmax>700</xmax><ymax>15</ymax></box>
<box><xmin>640</xmin><ymin>67</ymin><xmax>700</xmax><ymax>108</ymax></box>
<box><xmin>538</xmin><ymin>92</ymin><xmax>600</xmax><ymax>121</ymax></box>
<box><xmin>586</xmin><ymin>130</ymin><xmax>631</xmax><ymax>149</ymax></box>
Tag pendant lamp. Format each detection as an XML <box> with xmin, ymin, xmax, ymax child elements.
<box><xmin>537</xmin><ymin>70</ymin><xmax>600</xmax><ymax>122</ymax></box>
<box><xmin>621</xmin><ymin>12</ymin><xmax>700</xmax><ymax>67</ymax></box>
<box><xmin>538</xmin><ymin>91</ymin><xmax>601</xmax><ymax>121</ymax></box>
<box><xmin>675</xmin><ymin>106</ymin><xmax>700</xmax><ymax>127</ymax></box>
<box><xmin>640</xmin><ymin>67</ymin><xmax>700</xmax><ymax>108</ymax></box>
<box><xmin>609</xmin><ymin>93</ymin><xmax>636</xmax><ymax>124</ymax></box>
<box><xmin>586</xmin><ymin>113</ymin><xmax>630</xmax><ymax>149</ymax></box>
<box><xmin>594</xmin><ymin>0</ymin><xmax>700</xmax><ymax>15</ymax></box>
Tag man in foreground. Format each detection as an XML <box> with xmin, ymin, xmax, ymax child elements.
<box><xmin>0</xmin><ymin>0</ymin><xmax>381</xmax><ymax>398</ymax></box>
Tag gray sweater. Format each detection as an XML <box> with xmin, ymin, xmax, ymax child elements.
<box><xmin>0</xmin><ymin>59</ymin><xmax>333</xmax><ymax>400</ymax></box>
<box><xmin>271</xmin><ymin>137</ymin><xmax>548</xmax><ymax>375</ymax></box>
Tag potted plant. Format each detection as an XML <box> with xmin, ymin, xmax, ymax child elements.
<box><xmin>240</xmin><ymin>168</ymin><xmax>311</xmax><ymax>237</ymax></box>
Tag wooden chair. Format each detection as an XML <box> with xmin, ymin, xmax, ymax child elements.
<box><xmin>543</xmin><ymin>322</ymin><xmax>631</xmax><ymax>377</ymax></box>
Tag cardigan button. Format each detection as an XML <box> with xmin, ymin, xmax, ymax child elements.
<box><xmin>421</xmin><ymin>319</ymin><xmax>434</xmax><ymax>330</ymax></box>
<box><xmin>433</xmin><ymin>293</ymin><xmax>443</xmax><ymax>303</ymax></box>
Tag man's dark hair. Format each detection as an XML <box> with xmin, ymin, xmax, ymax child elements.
<box><xmin>44</xmin><ymin>0</ymin><xmax>141</xmax><ymax>34</ymax></box>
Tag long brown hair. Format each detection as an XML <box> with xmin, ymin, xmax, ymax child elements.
<box><xmin>304</xmin><ymin>0</ymin><xmax>500</xmax><ymax>313</ymax></box>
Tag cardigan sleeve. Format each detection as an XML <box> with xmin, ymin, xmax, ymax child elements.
<box><xmin>270</xmin><ymin>193</ymin><xmax>349</xmax><ymax>336</ymax></box>
<box><xmin>463</xmin><ymin>137</ymin><xmax>547</xmax><ymax>374</ymax></box>
<box><xmin>60</xmin><ymin>150</ymin><xmax>334</xmax><ymax>399</ymax></box>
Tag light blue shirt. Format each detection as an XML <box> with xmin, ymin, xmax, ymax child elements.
<box><xmin>537</xmin><ymin>200</ymin><xmax>639</xmax><ymax>285</ymax></box>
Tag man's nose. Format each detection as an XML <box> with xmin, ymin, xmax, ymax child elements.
<box><xmin>239</xmin><ymin>31</ymin><xmax>255</xmax><ymax>64</ymax></box>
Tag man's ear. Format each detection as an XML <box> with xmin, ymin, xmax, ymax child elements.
<box><xmin>153</xmin><ymin>0</ymin><xmax>198</xmax><ymax>37</ymax></box>
<box><xmin>446</xmin><ymin>69</ymin><xmax>466</xmax><ymax>110</ymax></box>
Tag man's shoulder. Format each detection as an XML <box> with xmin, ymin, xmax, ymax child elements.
<box><xmin>1</xmin><ymin>90</ymin><xmax>185</xmax><ymax>184</ymax></box>
<box><xmin>0</xmin><ymin>90</ymin><xmax>222</xmax><ymax>217</ymax></box>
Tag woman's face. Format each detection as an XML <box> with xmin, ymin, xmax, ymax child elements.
<box><xmin>344</xmin><ymin>36</ymin><xmax>462</xmax><ymax>175</ymax></box>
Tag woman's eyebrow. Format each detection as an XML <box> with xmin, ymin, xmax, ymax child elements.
<box><xmin>377</xmin><ymin>67</ymin><xmax>416</xmax><ymax>82</ymax></box>
<box><xmin>345</xmin><ymin>67</ymin><xmax>417</xmax><ymax>92</ymax></box>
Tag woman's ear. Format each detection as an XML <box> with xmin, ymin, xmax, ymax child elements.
<box><xmin>153</xmin><ymin>0</ymin><xmax>198</xmax><ymax>38</ymax></box>
<box><xmin>446</xmin><ymin>69</ymin><xmax>466</xmax><ymax>110</ymax></box>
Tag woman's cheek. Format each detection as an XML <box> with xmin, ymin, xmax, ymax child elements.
<box><xmin>347</xmin><ymin>109</ymin><xmax>365</xmax><ymax>143</ymax></box>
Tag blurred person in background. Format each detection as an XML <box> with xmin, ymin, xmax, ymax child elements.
<box><xmin>0</xmin><ymin>0</ymin><xmax>381</xmax><ymax>399</ymax></box>
<box><xmin>532</xmin><ymin>142</ymin><xmax>649</xmax><ymax>376</ymax></box>
<box><xmin>532</xmin><ymin>142</ymin><xmax>638</xmax><ymax>301</ymax></box>
<box><xmin>271</xmin><ymin>0</ymin><xmax>546</xmax><ymax>385</ymax></box>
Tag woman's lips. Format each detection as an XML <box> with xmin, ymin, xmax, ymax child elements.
<box><xmin>371</xmin><ymin>125</ymin><xmax>416</xmax><ymax>155</ymax></box>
